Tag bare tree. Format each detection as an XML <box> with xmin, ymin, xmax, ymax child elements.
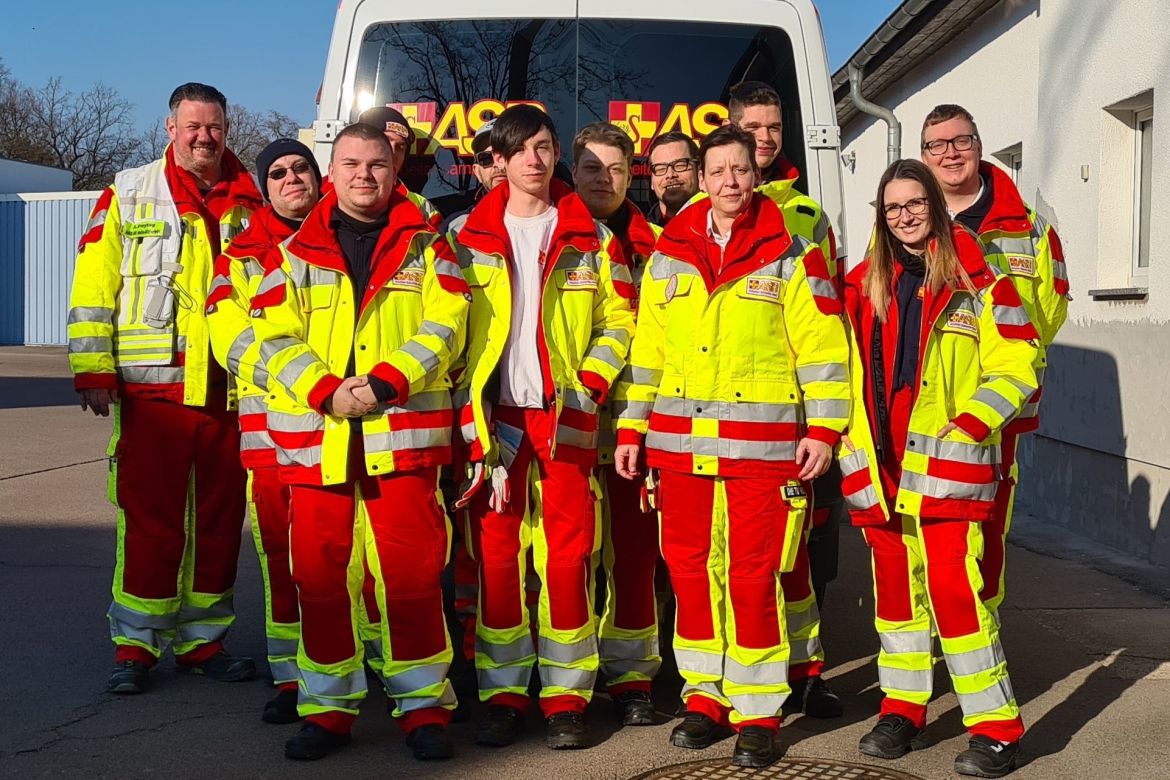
<box><xmin>225</xmin><ymin>104</ymin><xmax>302</xmax><ymax>172</ymax></box>
<box><xmin>0</xmin><ymin>59</ymin><xmax>54</xmax><ymax>167</ymax></box>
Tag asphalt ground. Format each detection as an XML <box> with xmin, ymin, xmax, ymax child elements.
<box><xmin>2</xmin><ymin>345</ymin><xmax>1168</xmax><ymax>779</ymax></box>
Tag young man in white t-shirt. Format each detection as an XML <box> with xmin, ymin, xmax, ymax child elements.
<box><xmin>452</xmin><ymin>105</ymin><xmax>635</xmax><ymax>751</ymax></box>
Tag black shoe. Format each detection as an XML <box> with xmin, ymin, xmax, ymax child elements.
<box><xmin>783</xmin><ymin>675</ymin><xmax>844</xmax><ymax>718</ymax></box>
<box><xmin>546</xmin><ymin>711</ymin><xmax>588</xmax><ymax>750</ymax></box>
<box><xmin>859</xmin><ymin>714</ymin><xmax>921</xmax><ymax>760</ymax></box>
<box><xmin>475</xmin><ymin>704</ymin><xmax>522</xmax><ymax>747</ymax></box>
<box><xmin>262</xmin><ymin>688</ymin><xmax>301</xmax><ymax>724</ymax></box>
<box><xmin>106</xmin><ymin>661</ymin><xmax>150</xmax><ymax>694</ymax></box>
<box><xmin>954</xmin><ymin>735</ymin><xmax>1020</xmax><ymax>778</ymax></box>
<box><xmin>178</xmin><ymin>651</ymin><xmax>257</xmax><ymax>682</ymax></box>
<box><xmin>732</xmin><ymin>726</ymin><xmax>780</xmax><ymax>768</ymax></box>
<box><xmin>284</xmin><ymin>723</ymin><xmax>352</xmax><ymax>761</ymax></box>
<box><xmin>670</xmin><ymin>712</ymin><xmax>721</xmax><ymax>750</ymax></box>
<box><xmin>616</xmin><ymin>690</ymin><xmax>656</xmax><ymax>726</ymax></box>
<box><xmin>406</xmin><ymin>724</ymin><xmax>454</xmax><ymax>760</ymax></box>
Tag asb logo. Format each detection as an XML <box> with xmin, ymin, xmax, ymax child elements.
<box><xmin>609</xmin><ymin>101</ymin><xmax>729</xmax><ymax>154</ymax></box>
<box><xmin>386</xmin><ymin>100</ymin><xmax>549</xmax><ymax>156</ymax></box>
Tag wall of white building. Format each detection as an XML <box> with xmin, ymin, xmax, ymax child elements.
<box><xmin>839</xmin><ymin>0</ymin><xmax>1170</xmax><ymax>567</ymax></box>
<box><xmin>0</xmin><ymin>158</ymin><xmax>73</xmax><ymax>194</ymax></box>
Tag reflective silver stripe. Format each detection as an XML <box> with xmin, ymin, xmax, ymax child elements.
<box><xmin>539</xmin><ymin>635</ymin><xmax>597</xmax><ymax>664</ymax></box>
<box><xmin>905</xmin><ymin>435</ymin><xmax>999</xmax><ymax>465</ymax></box>
<box><xmin>179</xmin><ymin>601</ymin><xmax>234</xmax><ymax>622</ymax></box>
<box><xmin>796</xmin><ymin>363</ymin><xmax>847</xmax><ymax>384</ymax></box>
<box><xmin>227</xmin><ymin>328</ymin><xmax>255</xmax><ymax>376</ymax></box>
<box><xmin>813</xmin><ymin>213</ymin><xmax>830</xmax><ymax>245</ymax></box>
<box><xmin>85</xmin><ymin>207</ymin><xmax>108</xmax><ymax>233</ymax></box>
<box><xmin>277</xmin><ymin>446</ymin><xmax>322</xmax><ymax>468</ymax></box>
<box><xmin>389</xmin><ymin>389</ymin><xmax>451</xmax><ymax>413</ymax></box>
<box><xmin>208</xmin><ymin>273</ymin><xmax>231</xmax><ymax>296</ymax></box>
<box><xmin>805</xmin><ymin>274</ymin><xmax>839</xmax><ymax>301</ymax></box>
<box><xmin>972</xmin><ymin>386</ymin><xmax>1019</xmax><ymax>419</ymax></box>
<box><xmin>119</xmin><ymin>366</ymin><xmax>185</xmax><ymax>384</ymax></box>
<box><xmin>540</xmin><ymin>665</ymin><xmax>595</xmax><ymax>692</ymax></box>
<box><xmin>653</xmin><ymin>395</ymin><xmax>800</xmax><ymax>424</ymax></box>
<box><xmin>396</xmin><ymin>684</ymin><xmax>457</xmax><ymax>713</ymax></box>
<box><xmin>476</xmin><ymin>634</ymin><xmax>534</xmax><ymax>665</ymax></box>
<box><xmin>727</xmin><ymin>692</ymin><xmax>785</xmax><ymax>718</ymax></box>
<box><xmin>985</xmin><ymin>237</ymin><xmax>1036</xmax><ymax>257</ymax></box>
<box><xmin>69</xmin><ymin>336</ymin><xmax>113</xmax><ymax>354</ymax></box>
<box><xmin>561</xmin><ymin>387</ymin><xmax>599</xmax><ymax>414</ymax></box>
<box><xmin>384</xmin><ymin>662</ymin><xmax>448</xmax><ymax>696</ymax></box>
<box><xmin>478</xmin><ymin>666</ymin><xmax>531</xmax><ymax>691</ymax></box>
<box><xmin>786</xmin><ymin>603</ymin><xmax>820</xmax><ymax>634</ymax></box>
<box><xmin>602</xmin><ymin>657</ymin><xmax>660</xmax><ymax>679</ymax></box>
<box><xmin>673</xmin><ymin>647</ymin><xmax>723</xmax><ymax>677</ymax></box>
<box><xmin>627</xmin><ymin>366</ymin><xmax>663</xmax><ymax>386</ymax></box>
<box><xmin>945</xmin><ymin>642</ymin><xmax>1006</xmax><ymax>677</ymax></box>
<box><xmin>275</xmin><ymin>350</ymin><xmax>318</xmax><ymax>390</ymax></box>
<box><xmin>901</xmin><ymin>469</ymin><xmax>998</xmax><ymax>502</ymax></box>
<box><xmin>400</xmin><ymin>339</ymin><xmax>441</xmax><ymax>377</ymax></box>
<box><xmin>240</xmin><ymin>431</ymin><xmax>274</xmax><ymax>451</ymax></box>
<box><xmin>599</xmin><ymin>328</ymin><xmax>631</xmax><ymax>349</ymax></box>
<box><xmin>269</xmin><ymin>660</ymin><xmax>299</xmax><ymax>683</ymax></box>
<box><xmin>68</xmin><ymin>306</ymin><xmax>113</xmax><ymax>324</ymax></box>
<box><xmin>839</xmin><ymin>448</ymin><xmax>868</xmax><ymax>476</ymax></box>
<box><xmin>845</xmin><ymin>483</ymin><xmax>882</xmax><ymax>512</ymax></box>
<box><xmin>365</xmin><ymin>426</ymin><xmax>450</xmax><ymax>453</ymax></box>
<box><xmin>239</xmin><ymin>395</ymin><xmax>266</xmax><ymax>415</ymax></box>
<box><xmin>269</xmin><ymin>410</ymin><xmax>322</xmax><ymax>433</ymax></box>
<box><xmin>109</xmin><ymin>601</ymin><xmax>175</xmax><ymax>630</ymax></box>
<box><xmin>956</xmin><ymin>678</ymin><xmax>1016</xmax><ymax>715</ymax></box>
<box><xmin>268</xmin><ymin>637</ymin><xmax>299</xmax><ymax>657</ymax></box>
<box><xmin>992</xmin><ymin>304</ymin><xmax>1032</xmax><ymax>328</ymax></box>
<box><xmin>301</xmin><ymin>667</ymin><xmax>366</xmax><ymax>699</ymax></box>
<box><xmin>679</xmin><ymin>433</ymin><xmax>796</xmax><ymax>462</ymax></box>
<box><xmin>648</xmin><ymin>255</ymin><xmax>701</xmax><ymax>281</ymax></box>
<box><xmin>788</xmin><ymin>636</ymin><xmax>822</xmax><ymax>665</ymax></box>
<box><xmin>176</xmin><ymin>622</ymin><xmax>229</xmax><ymax>644</ymax></box>
<box><xmin>259</xmin><ymin>335</ymin><xmax>302</xmax><ymax>364</ymax></box>
<box><xmin>254</xmin><ymin>267</ymin><xmax>288</xmax><ymax>298</ymax></box>
<box><xmin>879</xmin><ymin>630</ymin><xmax>932</xmax><ymax>655</ymax></box>
<box><xmin>419</xmin><ymin>320</ymin><xmax>456</xmax><ymax>345</ymax></box>
<box><xmin>725</xmin><ymin>656</ymin><xmax>787</xmax><ymax>686</ymax></box>
<box><xmin>599</xmin><ymin>636</ymin><xmax>659</xmax><ymax>663</ymax></box>
<box><xmin>556</xmin><ymin>424</ymin><xmax>597</xmax><ymax>450</ymax></box>
<box><xmin>612</xmin><ymin>399</ymin><xmax>653</xmax><ymax>420</ymax></box>
<box><xmin>804</xmin><ymin>398</ymin><xmax>850</xmax><ymax>421</ymax></box>
<box><xmin>116</xmin><ymin>346</ymin><xmax>172</xmax><ymax>358</ymax></box>
<box><xmin>879</xmin><ymin>666</ymin><xmax>933</xmax><ymax>693</ymax></box>
<box><xmin>585</xmin><ymin>343</ymin><xmax>623</xmax><ymax>371</ymax></box>
<box><xmin>433</xmin><ymin>256</ymin><xmax>463</xmax><ymax>279</ymax></box>
<box><xmin>554</xmin><ymin>251</ymin><xmax>599</xmax><ymax>272</ymax></box>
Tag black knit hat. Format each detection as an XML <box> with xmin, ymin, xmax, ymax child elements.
<box><xmin>255</xmin><ymin>139</ymin><xmax>321</xmax><ymax>202</ymax></box>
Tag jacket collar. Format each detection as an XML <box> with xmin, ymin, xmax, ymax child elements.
<box><xmin>225</xmin><ymin>204</ymin><xmax>300</xmax><ymax>259</ymax></box>
<box><xmin>973</xmin><ymin>161</ymin><xmax>1031</xmax><ymax>234</ymax></box>
<box><xmin>761</xmin><ymin>154</ymin><xmax>800</xmax><ymax>185</ymax></box>
<box><xmin>656</xmin><ymin>194</ymin><xmax>793</xmax><ymax>291</ymax></box>
<box><xmin>163</xmin><ymin>144</ymin><xmax>261</xmax><ymax>221</ymax></box>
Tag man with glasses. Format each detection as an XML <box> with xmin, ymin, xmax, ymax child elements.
<box><xmin>644</xmin><ymin>131</ymin><xmax>700</xmax><ymax>228</ymax></box>
<box><xmin>443</xmin><ymin>119</ymin><xmax>507</xmax><ymax>239</ymax></box>
<box><xmin>207</xmin><ymin>139</ymin><xmax>322</xmax><ymax>724</ymax></box>
<box><xmin>920</xmin><ymin>104</ymin><xmax>1069</xmax><ymax>624</ymax></box>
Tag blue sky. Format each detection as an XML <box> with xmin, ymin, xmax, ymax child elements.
<box><xmin>0</xmin><ymin>1</ymin><xmax>899</xmax><ymax>130</ymax></box>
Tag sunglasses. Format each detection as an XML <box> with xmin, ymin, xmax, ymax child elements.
<box><xmin>474</xmin><ymin>150</ymin><xmax>495</xmax><ymax>167</ymax></box>
<box><xmin>267</xmin><ymin>161</ymin><xmax>313</xmax><ymax>181</ymax></box>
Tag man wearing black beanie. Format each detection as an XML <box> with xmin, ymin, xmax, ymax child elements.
<box><xmin>206</xmin><ymin>138</ymin><xmax>322</xmax><ymax>725</ymax></box>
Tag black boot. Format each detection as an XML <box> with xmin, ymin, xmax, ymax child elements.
<box><xmin>859</xmin><ymin>714</ymin><xmax>921</xmax><ymax>760</ymax></box>
<box><xmin>406</xmin><ymin>724</ymin><xmax>454</xmax><ymax>760</ymax></box>
<box><xmin>107</xmin><ymin>661</ymin><xmax>151</xmax><ymax>694</ymax></box>
<box><xmin>177</xmin><ymin>651</ymin><xmax>257</xmax><ymax>682</ymax></box>
<box><xmin>670</xmin><ymin>712</ymin><xmax>721</xmax><ymax>749</ymax></box>
<box><xmin>731</xmin><ymin>726</ymin><xmax>780</xmax><ymax>768</ymax></box>
<box><xmin>546</xmin><ymin>711</ymin><xmax>588</xmax><ymax>749</ymax></box>
<box><xmin>475</xmin><ymin>704</ymin><xmax>522</xmax><ymax>747</ymax></box>
<box><xmin>262</xmin><ymin>688</ymin><xmax>301</xmax><ymax>724</ymax></box>
<box><xmin>284</xmin><ymin>723</ymin><xmax>352</xmax><ymax>761</ymax></box>
<box><xmin>783</xmin><ymin>675</ymin><xmax>843</xmax><ymax>718</ymax></box>
<box><xmin>615</xmin><ymin>690</ymin><xmax>655</xmax><ymax>726</ymax></box>
<box><xmin>954</xmin><ymin>735</ymin><xmax>1020</xmax><ymax>778</ymax></box>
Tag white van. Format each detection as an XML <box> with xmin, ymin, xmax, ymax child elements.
<box><xmin>315</xmin><ymin>0</ymin><xmax>845</xmax><ymax>254</ymax></box>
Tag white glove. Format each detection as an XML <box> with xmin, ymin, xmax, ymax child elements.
<box><xmin>489</xmin><ymin>464</ymin><xmax>511</xmax><ymax>513</ymax></box>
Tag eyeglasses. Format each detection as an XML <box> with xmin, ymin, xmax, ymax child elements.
<box><xmin>922</xmin><ymin>134</ymin><xmax>979</xmax><ymax>156</ymax></box>
<box><xmin>267</xmin><ymin>161</ymin><xmax>313</xmax><ymax>181</ymax></box>
<box><xmin>882</xmin><ymin>198</ymin><xmax>930</xmax><ymax>220</ymax></box>
<box><xmin>649</xmin><ymin>157</ymin><xmax>697</xmax><ymax>176</ymax></box>
<box><xmin>474</xmin><ymin>150</ymin><xmax>495</xmax><ymax>167</ymax></box>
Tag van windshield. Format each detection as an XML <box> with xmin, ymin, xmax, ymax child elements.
<box><xmin>352</xmin><ymin>18</ymin><xmax>801</xmax><ymax>217</ymax></box>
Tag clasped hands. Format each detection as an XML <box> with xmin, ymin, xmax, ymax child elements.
<box><xmin>325</xmin><ymin>375</ymin><xmax>380</xmax><ymax>417</ymax></box>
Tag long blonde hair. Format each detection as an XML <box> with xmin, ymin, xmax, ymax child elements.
<box><xmin>864</xmin><ymin>159</ymin><xmax>973</xmax><ymax>321</ymax></box>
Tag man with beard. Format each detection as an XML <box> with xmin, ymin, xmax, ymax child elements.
<box><xmin>644</xmin><ymin>131</ymin><xmax>700</xmax><ymax>227</ymax></box>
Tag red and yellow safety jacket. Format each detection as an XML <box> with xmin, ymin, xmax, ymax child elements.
<box><xmin>597</xmin><ymin>200</ymin><xmax>661</xmax><ymax>465</ymax></box>
<box><xmin>615</xmin><ymin>194</ymin><xmax>850</xmax><ymax>478</ymax></box>
<box><xmin>453</xmin><ymin>180</ymin><xmax>636</xmax><ymax>466</ymax></box>
<box><xmin>839</xmin><ymin>225</ymin><xmax>1039</xmax><ymax>524</ymax></box>
<box><xmin>206</xmin><ymin>205</ymin><xmax>300</xmax><ymax>468</ymax></box>
<box><xmin>250</xmin><ymin>189</ymin><xmax>470</xmax><ymax>486</ymax></box>
<box><xmin>67</xmin><ymin>147</ymin><xmax>261</xmax><ymax>405</ymax></box>
<box><xmin>968</xmin><ymin>162</ymin><xmax>1068</xmax><ymax>433</ymax></box>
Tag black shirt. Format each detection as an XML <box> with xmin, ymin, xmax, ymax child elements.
<box><xmin>953</xmin><ymin>173</ymin><xmax>994</xmax><ymax>233</ymax></box>
<box><xmin>892</xmin><ymin>246</ymin><xmax>927</xmax><ymax>391</ymax></box>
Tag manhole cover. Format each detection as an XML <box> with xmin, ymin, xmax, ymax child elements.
<box><xmin>629</xmin><ymin>757</ymin><xmax>926</xmax><ymax>780</ymax></box>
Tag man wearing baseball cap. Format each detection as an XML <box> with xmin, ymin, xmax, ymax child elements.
<box><xmin>357</xmin><ymin>105</ymin><xmax>442</xmax><ymax>229</ymax></box>
<box><xmin>442</xmin><ymin>119</ymin><xmax>507</xmax><ymax>239</ymax></box>
<box><xmin>207</xmin><ymin>139</ymin><xmax>321</xmax><ymax>723</ymax></box>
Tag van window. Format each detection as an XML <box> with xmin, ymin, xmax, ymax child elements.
<box><xmin>352</xmin><ymin>18</ymin><xmax>801</xmax><ymax>216</ymax></box>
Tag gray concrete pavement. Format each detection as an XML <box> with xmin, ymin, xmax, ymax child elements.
<box><xmin>2</xmin><ymin>346</ymin><xmax>1168</xmax><ymax>779</ymax></box>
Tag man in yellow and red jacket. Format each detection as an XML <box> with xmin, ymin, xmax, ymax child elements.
<box><xmin>206</xmin><ymin>138</ymin><xmax>322</xmax><ymax>725</ymax></box>
<box><xmin>251</xmin><ymin>123</ymin><xmax>468</xmax><ymax>762</ymax></box>
<box><xmin>572</xmin><ymin>121</ymin><xmax>663</xmax><ymax>727</ymax></box>
<box><xmin>451</xmin><ymin>105</ymin><xmax>636</xmax><ymax>750</ymax></box>
<box><xmin>920</xmin><ymin>104</ymin><xmax>1069</xmax><ymax>617</ymax></box>
<box><xmin>67</xmin><ymin>83</ymin><xmax>262</xmax><ymax>695</ymax></box>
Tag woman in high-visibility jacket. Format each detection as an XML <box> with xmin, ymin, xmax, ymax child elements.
<box><xmin>841</xmin><ymin>159</ymin><xmax>1038</xmax><ymax>779</ymax></box>
<box><xmin>614</xmin><ymin>124</ymin><xmax>850</xmax><ymax>770</ymax></box>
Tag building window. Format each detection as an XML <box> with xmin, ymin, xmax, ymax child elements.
<box><xmin>1133</xmin><ymin>107</ymin><xmax>1154</xmax><ymax>274</ymax></box>
<box><xmin>992</xmin><ymin>142</ymin><xmax>1022</xmax><ymax>185</ymax></box>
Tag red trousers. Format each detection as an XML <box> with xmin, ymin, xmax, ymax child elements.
<box><xmin>980</xmin><ymin>432</ymin><xmax>1018</xmax><ymax>614</ymax></box>
<box><xmin>290</xmin><ymin>469</ymin><xmax>454</xmax><ymax>734</ymax></box>
<box><xmin>248</xmin><ymin>465</ymin><xmax>298</xmax><ymax>685</ymax></box>
<box><xmin>109</xmin><ymin>395</ymin><xmax>246</xmax><ymax>665</ymax></box>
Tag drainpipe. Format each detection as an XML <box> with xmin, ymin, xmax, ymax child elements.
<box><xmin>847</xmin><ymin>64</ymin><xmax>902</xmax><ymax>165</ymax></box>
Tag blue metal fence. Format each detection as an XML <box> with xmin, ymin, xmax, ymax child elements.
<box><xmin>0</xmin><ymin>192</ymin><xmax>99</xmax><ymax>345</ymax></box>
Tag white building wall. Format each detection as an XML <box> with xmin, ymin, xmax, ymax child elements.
<box><xmin>839</xmin><ymin>0</ymin><xmax>1170</xmax><ymax>567</ymax></box>
<box><xmin>0</xmin><ymin>159</ymin><xmax>73</xmax><ymax>194</ymax></box>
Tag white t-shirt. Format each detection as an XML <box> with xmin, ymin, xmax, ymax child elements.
<box><xmin>499</xmin><ymin>206</ymin><xmax>558</xmax><ymax>409</ymax></box>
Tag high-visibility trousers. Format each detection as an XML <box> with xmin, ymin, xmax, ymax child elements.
<box><xmin>466</xmin><ymin>405</ymin><xmax>601</xmax><ymax>717</ymax></box>
<box><xmin>289</xmin><ymin>469</ymin><xmax>455</xmax><ymax>734</ymax></box>
<box><xmin>106</xmin><ymin>395</ymin><xmax>246</xmax><ymax>665</ymax></box>
<box><xmin>247</xmin><ymin>466</ymin><xmax>297</xmax><ymax>685</ymax></box>
<box><xmin>980</xmin><ymin>432</ymin><xmax>1020</xmax><ymax>619</ymax></box>
<box><xmin>453</xmin><ymin>537</ymin><xmax>540</xmax><ymax>665</ymax></box>
<box><xmin>598</xmin><ymin>466</ymin><xmax>662</xmax><ymax>695</ymax></box>
<box><xmin>780</xmin><ymin>505</ymin><xmax>824</xmax><ymax>683</ymax></box>
<box><xmin>659</xmin><ymin>469</ymin><xmax>807</xmax><ymax>732</ymax></box>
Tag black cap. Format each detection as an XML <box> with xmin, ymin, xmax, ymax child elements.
<box><xmin>255</xmin><ymin>139</ymin><xmax>321</xmax><ymax>202</ymax></box>
<box><xmin>357</xmin><ymin>105</ymin><xmax>412</xmax><ymax>141</ymax></box>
